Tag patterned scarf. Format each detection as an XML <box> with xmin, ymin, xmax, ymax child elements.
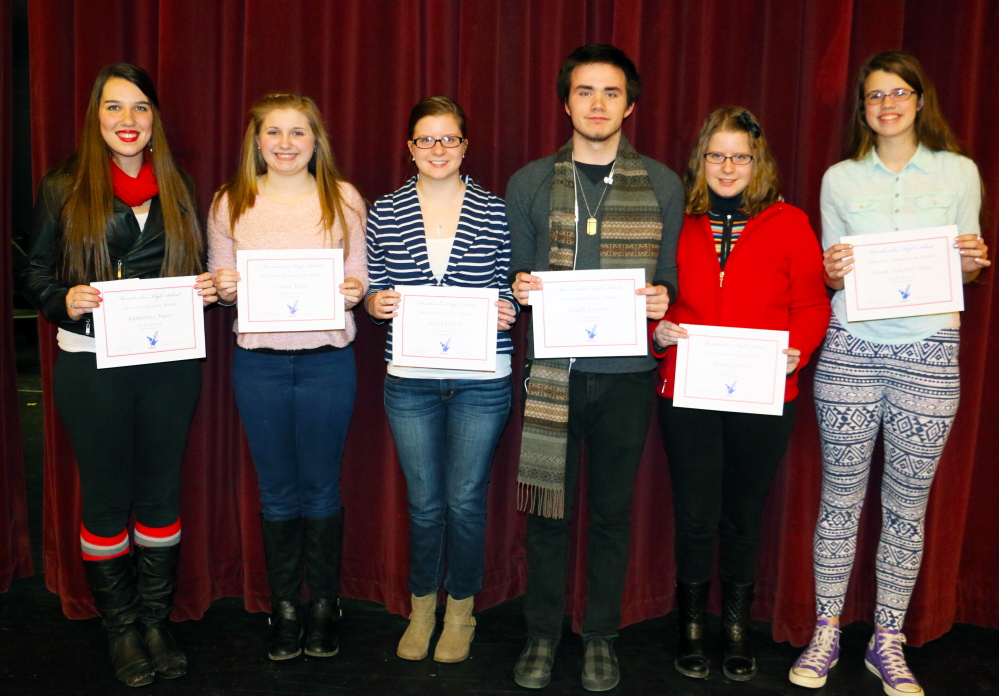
<box><xmin>517</xmin><ymin>135</ymin><xmax>663</xmax><ymax>518</ymax></box>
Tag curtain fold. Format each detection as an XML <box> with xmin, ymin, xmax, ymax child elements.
<box><xmin>16</xmin><ymin>0</ymin><xmax>998</xmax><ymax>648</ymax></box>
<box><xmin>0</xmin><ymin>0</ymin><xmax>34</xmax><ymax>594</ymax></box>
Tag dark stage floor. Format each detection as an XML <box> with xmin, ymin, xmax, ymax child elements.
<box><xmin>4</xmin><ymin>322</ymin><xmax>998</xmax><ymax>695</ymax></box>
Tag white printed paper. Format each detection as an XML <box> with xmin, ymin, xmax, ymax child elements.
<box><xmin>672</xmin><ymin>324</ymin><xmax>788</xmax><ymax>416</ymax></box>
<box><xmin>92</xmin><ymin>276</ymin><xmax>205</xmax><ymax>369</ymax></box>
<box><xmin>237</xmin><ymin>249</ymin><xmax>345</xmax><ymax>333</ymax></box>
<box><xmin>393</xmin><ymin>286</ymin><xmax>499</xmax><ymax>371</ymax></box>
<box><xmin>842</xmin><ymin>225</ymin><xmax>963</xmax><ymax>322</ymax></box>
<box><xmin>530</xmin><ymin>268</ymin><xmax>647</xmax><ymax>358</ymax></box>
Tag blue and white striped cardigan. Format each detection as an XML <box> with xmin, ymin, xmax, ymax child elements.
<box><xmin>365</xmin><ymin>175</ymin><xmax>517</xmax><ymax>360</ymax></box>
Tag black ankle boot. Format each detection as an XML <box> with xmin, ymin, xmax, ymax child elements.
<box><xmin>261</xmin><ymin>517</ymin><xmax>305</xmax><ymax>660</ymax></box>
<box><xmin>136</xmin><ymin>544</ymin><xmax>187</xmax><ymax>678</ymax></box>
<box><xmin>303</xmin><ymin>513</ymin><xmax>343</xmax><ymax>657</ymax></box>
<box><xmin>674</xmin><ymin>580</ymin><xmax>710</xmax><ymax>679</ymax></box>
<box><xmin>84</xmin><ymin>554</ymin><xmax>156</xmax><ymax>688</ymax></box>
<box><xmin>722</xmin><ymin>581</ymin><xmax>756</xmax><ymax>681</ymax></box>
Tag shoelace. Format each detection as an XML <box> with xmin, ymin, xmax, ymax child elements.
<box><xmin>796</xmin><ymin>624</ymin><xmax>839</xmax><ymax>670</ymax></box>
<box><xmin>877</xmin><ymin>632</ymin><xmax>916</xmax><ymax>682</ymax></box>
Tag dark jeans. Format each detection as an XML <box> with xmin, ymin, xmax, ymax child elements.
<box><xmin>659</xmin><ymin>399</ymin><xmax>796</xmax><ymax>584</ymax></box>
<box><xmin>384</xmin><ymin>374</ymin><xmax>512</xmax><ymax>600</ymax></box>
<box><xmin>524</xmin><ymin>368</ymin><xmax>654</xmax><ymax>639</ymax></box>
<box><xmin>52</xmin><ymin>350</ymin><xmax>202</xmax><ymax>537</ymax></box>
<box><xmin>232</xmin><ymin>346</ymin><xmax>356</xmax><ymax>521</ymax></box>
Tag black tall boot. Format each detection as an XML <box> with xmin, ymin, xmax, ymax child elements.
<box><xmin>674</xmin><ymin>580</ymin><xmax>710</xmax><ymax>679</ymax></box>
<box><xmin>83</xmin><ymin>554</ymin><xmax>156</xmax><ymax>687</ymax></box>
<box><xmin>303</xmin><ymin>512</ymin><xmax>343</xmax><ymax>657</ymax></box>
<box><xmin>722</xmin><ymin>581</ymin><xmax>757</xmax><ymax>681</ymax></box>
<box><xmin>261</xmin><ymin>517</ymin><xmax>305</xmax><ymax>660</ymax></box>
<box><xmin>135</xmin><ymin>544</ymin><xmax>187</xmax><ymax>678</ymax></box>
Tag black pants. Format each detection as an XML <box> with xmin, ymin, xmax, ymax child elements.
<box><xmin>52</xmin><ymin>351</ymin><xmax>202</xmax><ymax>537</ymax></box>
<box><xmin>524</xmin><ymin>369</ymin><xmax>654</xmax><ymax>639</ymax></box>
<box><xmin>658</xmin><ymin>399</ymin><xmax>796</xmax><ymax>584</ymax></box>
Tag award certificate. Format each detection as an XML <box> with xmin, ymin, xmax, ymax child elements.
<box><xmin>530</xmin><ymin>268</ymin><xmax>647</xmax><ymax>359</ymax></box>
<box><xmin>393</xmin><ymin>286</ymin><xmax>499</xmax><ymax>371</ymax></box>
<box><xmin>842</xmin><ymin>225</ymin><xmax>963</xmax><ymax>322</ymax></box>
<box><xmin>237</xmin><ymin>249</ymin><xmax>345</xmax><ymax>333</ymax></box>
<box><xmin>91</xmin><ymin>276</ymin><xmax>205</xmax><ymax>369</ymax></box>
<box><xmin>672</xmin><ymin>324</ymin><xmax>788</xmax><ymax>416</ymax></box>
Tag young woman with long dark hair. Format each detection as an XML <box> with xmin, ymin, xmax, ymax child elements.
<box><xmin>790</xmin><ymin>51</ymin><xmax>989</xmax><ymax>696</ymax></box>
<box><xmin>21</xmin><ymin>63</ymin><xmax>216</xmax><ymax>687</ymax></box>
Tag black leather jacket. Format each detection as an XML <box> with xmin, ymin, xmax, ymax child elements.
<box><xmin>20</xmin><ymin>166</ymin><xmax>200</xmax><ymax>336</ymax></box>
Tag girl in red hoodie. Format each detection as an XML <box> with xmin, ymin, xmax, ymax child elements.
<box><xmin>651</xmin><ymin>107</ymin><xmax>830</xmax><ymax>682</ymax></box>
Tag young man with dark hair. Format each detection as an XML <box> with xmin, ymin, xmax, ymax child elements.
<box><xmin>506</xmin><ymin>43</ymin><xmax>683</xmax><ymax>691</ymax></box>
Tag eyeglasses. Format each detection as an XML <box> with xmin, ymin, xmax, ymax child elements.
<box><xmin>411</xmin><ymin>136</ymin><xmax>466</xmax><ymax>149</ymax></box>
<box><xmin>863</xmin><ymin>88</ymin><xmax>918</xmax><ymax>105</ymax></box>
<box><xmin>704</xmin><ymin>153</ymin><xmax>753</xmax><ymax>165</ymax></box>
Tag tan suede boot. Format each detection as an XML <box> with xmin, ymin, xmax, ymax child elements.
<box><xmin>433</xmin><ymin>595</ymin><xmax>476</xmax><ymax>663</ymax></box>
<box><xmin>397</xmin><ymin>593</ymin><xmax>437</xmax><ymax>660</ymax></box>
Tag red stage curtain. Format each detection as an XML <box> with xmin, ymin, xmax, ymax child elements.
<box><xmin>0</xmin><ymin>0</ymin><xmax>34</xmax><ymax>593</ymax></box>
<box><xmin>19</xmin><ymin>0</ymin><xmax>999</xmax><ymax>647</ymax></box>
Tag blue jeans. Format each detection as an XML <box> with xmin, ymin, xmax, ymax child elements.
<box><xmin>384</xmin><ymin>373</ymin><xmax>512</xmax><ymax>599</ymax></box>
<box><xmin>232</xmin><ymin>346</ymin><xmax>356</xmax><ymax>521</ymax></box>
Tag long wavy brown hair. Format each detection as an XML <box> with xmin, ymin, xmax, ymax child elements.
<box><xmin>213</xmin><ymin>93</ymin><xmax>358</xmax><ymax>255</ymax></box>
<box><xmin>685</xmin><ymin>107</ymin><xmax>780</xmax><ymax>217</ymax></box>
<box><xmin>847</xmin><ymin>51</ymin><xmax>965</xmax><ymax>159</ymax></box>
<box><xmin>59</xmin><ymin>63</ymin><xmax>202</xmax><ymax>285</ymax></box>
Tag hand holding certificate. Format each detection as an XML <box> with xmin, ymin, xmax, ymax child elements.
<box><xmin>92</xmin><ymin>276</ymin><xmax>206</xmax><ymax>369</ymax></box>
<box><xmin>530</xmin><ymin>268</ymin><xmax>647</xmax><ymax>359</ymax></box>
<box><xmin>236</xmin><ymin>249</ymin><xmax>345</xmax><ymax>333</ymax></box>
<box><xmin>672</xmin><ymin>324</ymin><xmax>788</xmax><ymax>416</ymax></box>
<box><xmin>842</xmin><ymin>225</ymin><xmax>963</xmax><ymax>322</ymax></box>
<box><xmin>392</xmin><ymin>286</ymin><xmax>499</xmax><ymax>371</ymax></box>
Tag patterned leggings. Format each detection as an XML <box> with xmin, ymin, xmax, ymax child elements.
<box><xmin>812</xmin><ymin>318</ymin><xmax>960</xmax><ymax>630</ymax></box>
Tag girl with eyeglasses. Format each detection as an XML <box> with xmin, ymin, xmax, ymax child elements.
<box><xmin>651</xmin><ymin>106</ymin><xmax>830</xmax><ymax>682</ymax></box>
<box><xmin>20</xmin><ymin>63</ymin><xmax>216</xmax><ymax>687</ymax></box>
<box><xmin>208</xmin><ymin>93</ymin><xmax>367</xmax><ymax>662</ymax></box>
<box><xmin>364</xmin><ymin>95</ymin><xmax>516</xmax><ymax>664</ymax></box>
<box><xmin>790</xmin><ymin>51</ymin><xmax>989</xmax><ymax>696</ymax></box>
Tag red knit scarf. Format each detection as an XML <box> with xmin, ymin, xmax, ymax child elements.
<box><xmin>110</xmin><ymin>160</ymin><xmax>159</xmax><ymax>207</ymax></box>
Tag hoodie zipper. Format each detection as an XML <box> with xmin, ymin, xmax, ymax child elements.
<box><xmin>718</xmin><ymin>214</ymin><xmax>733</xmax><ymax>287</ymax></box>
<box><xmin>117</xmin><ymin>260</ymin><xmax>123</xmax><ymax>278</ymax></box>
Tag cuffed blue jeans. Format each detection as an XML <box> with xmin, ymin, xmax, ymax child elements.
<box><xmin>384</xmin><ymin>373</ymin><xmax>512</xmax><ymax>600</ymax></box>
<box><xmin>232</xmin><ymin>346</ymin><xmax>356</xmax><ymax>521</ymax></box>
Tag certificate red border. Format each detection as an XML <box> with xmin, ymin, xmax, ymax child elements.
<box><xmin>850</xmin><ymin>234</ymin><xmax>955</xmax><ymax>313</ymax></box>
<box><xmin>101</xmin><ymin>283</ymin><xmax>198</xmax><ymax>358</ymax></box>
<box><xmin>539</xmin><ymin>277</ymin><xmax>639</xmax><ymax>349</ymax></box>
<box><xmin>680</xmin><ymin>334</ymin><xmax>780</xmax><ymax>407</ymax></box>
<box><xmin>398</xmin><ymin>293</ymin><xmax>492</xmax><ymax>364</ymax></box>
<box><xmin>244</xmin><ymin>257</ymin><xmax>340</xmax><ymax>324</ymax></box>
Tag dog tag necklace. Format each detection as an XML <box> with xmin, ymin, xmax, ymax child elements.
<box><xmin>574</xmin><ymin>162</ymin><xmax>611</xmax><ymax>236</ymax></box>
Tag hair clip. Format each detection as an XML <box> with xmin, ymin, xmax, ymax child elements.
<box><xmin>738</xmin><ymin>110</ymin><xmax>762</xmax><ymax>139</ymax></box>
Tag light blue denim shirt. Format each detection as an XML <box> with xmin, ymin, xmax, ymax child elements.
<box><xmin>820</xmin><ymin>145</ymin><xmax>981</xmax><ymax>344</ymax></box>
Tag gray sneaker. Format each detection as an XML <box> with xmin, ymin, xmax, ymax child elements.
<box><xmin>582</xmin><ymin>636</ymin><xmax>620</xmax><ymax>691</ymax></box>
<box><xmin>514</xmin><ymin>636</ymin><xmax>557</xmax><ymax>689</ymax></box>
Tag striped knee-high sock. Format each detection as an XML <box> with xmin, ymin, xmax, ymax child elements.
<box><xmin>134</xmin><ymin>519</ymin><xmax>181</xmax><ymax>548</ymax></box>
<box><xmin>80</xmin><ymin>526</ymin><xmax>130</xmax><ymax>561</ymax></box>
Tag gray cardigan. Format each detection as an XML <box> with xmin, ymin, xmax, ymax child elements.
<box><xmin>504</xmin><ymin>152</ymin><xmax>684</xmax><ymax>372</ymax></box>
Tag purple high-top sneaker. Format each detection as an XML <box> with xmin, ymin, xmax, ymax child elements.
<box><xmin>865</xmin><ymin>627</ymin><xmax>923</xmax><ymax>696</ymax></box>
<box><xmin>788</xmin><ymin>618</ymin><xmax>840</xmax><ymax>688</ymax></box>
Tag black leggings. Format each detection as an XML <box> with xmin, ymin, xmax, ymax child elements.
<box><xmin>52</xmin><ymin>350</ymin><xmax>202</xmax><ymax>537</ymax></box>
<box><xmin>658</xmin><ymin>399</ymin><xmax>796</xmax><ymax>584</ymax></box>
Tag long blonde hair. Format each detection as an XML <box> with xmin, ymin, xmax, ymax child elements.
<box><xmin>684</xmin><ymin>107</ymin><xmax>780</xmax><ymax>218</ymax></box>
<box><xmin>213</xmin><ymin>93</ymin><xmax>356</xmax><ymax>254</ymax></box>
<box><xmin>59</xmin><ymin>63</ymin><xmax>202</xmax><ymax>285</ymax></box>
